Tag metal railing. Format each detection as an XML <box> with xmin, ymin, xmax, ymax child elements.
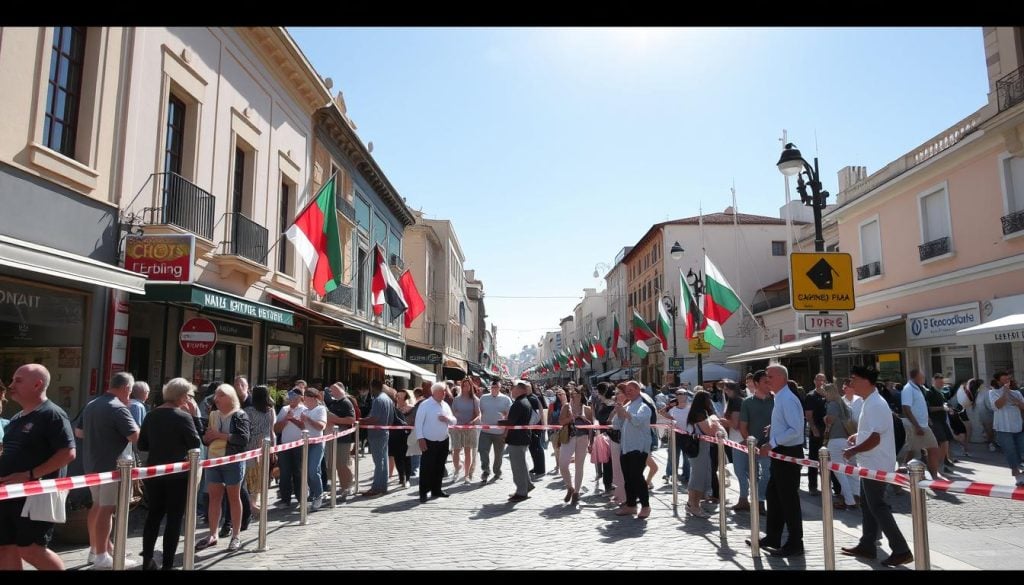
<box><xmin>856</xmin><ymin>260</ymin><xmax>881</xmax><ymax>280</ymax></box>
<box><xmin>225</xmin><ymin>211</ymin><xmax>268</xmax><ymax>264</ymax></box>
<box><xmin>159</xmin><ymin>172</ymin><xmax>215</xmax><ymax>240</ymax></box>
<box><xmin>918</xmin><ymin>236</ymin><xmax>950</xmax><ymax>261</ymax></box>
<box><xmin>1001</xmin><ymin>209</ymin><xmax>1024</xmax><ymax>236</ymax></box>
<box><xmin>996</xmin><ymin>65</ymin><xmax>1024</xmax><ymax>112</ymax></box>
<box><xmin>337</xmin><ymin>197</ymin><xmax>356</xmax><ymax>223</ymax></box>
<box><xmin>322</xmin><ymin>283</ymin><xmax>354</xmax><ymax>309</ymax></box>
<box><xmin>751</xmin><ymin>295</ymin><xmax>789</xmax><ymax>314</ymax></box>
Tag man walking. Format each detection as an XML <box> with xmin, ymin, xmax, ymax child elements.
<box><xmin>78</xmin><ymin>372</ymin><xmax>141</xmax><ymax>569</ymax></box>
<box><xmin>501</xmin><ymin>381</ymin><xmax>534</xmax><ymax>501</ymax></box>
<box><xmin>415</xmin><ymin>382</ymin><xmax>456</xmax><ymax>502</ymax></box>
<box><xmin>900</xmin><ymin>369</ymin><xmax>945</xmax><ymax>481</ymax></box>
<box><xmin>479</xmin><ymin>381</ymin><xmax>512</xmax><ymax>482</ymax></box>
<box><xmin>526</xmin><ymin>385</ymin><xmax>547</xmax><ymax>477</ymax></box>
<box><xmin>614</xmin><ymin>381</ymin><xmax>653</xmax><ymax>519</ymax></box>
<box><xmin>358</xmin><ymin>380</ymin><xmax>395</xmax><ymax>496</ymax></box>
<box><xmin>841</xmin><ymin>366</ymin><xmax>913</xmax><ymax>566</ymax></box>
<box><xmin>0</xmin><ymin>364</ymin><xmax>76</xmax><ymax>570</ymax></box>
<box><xmin>750</xmin><ymin>364</ymin><xmax>804</xmax><ymax>557</ymax></box>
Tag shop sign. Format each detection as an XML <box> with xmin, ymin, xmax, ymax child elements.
<box><xmin>124</xmin><ymin>234</ymin><xmax>194</xmax><ymax>282</ymax></box>
<box><xmin>191</xmin><ymin>288</ymin><xmax>293</xmax><ymax>326</ymax></box>
<box><xmin>907</xmin><ymin>303</ymin><xmax>980</xmax><ymax>346</ymax></box>
<box><xmin>407</xmin><ymin>347</ymin><xmax>442</xmax><ymax>364</ymax></box>
<box><xmin>180</xmin><ymin>317</ymin><xmax>217</xmax><ymax>357</ymax></box>
<box><xmin>209</xmin><ymin>319</ymin><xmax>253</xmax><ymax>340</ymax></box>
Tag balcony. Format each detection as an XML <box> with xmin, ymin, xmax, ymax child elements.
<box><xmin>157</xmin><ymin>172</ymin><xmax>215</xmax><ymax>241</ymax></box>
<box><xmin>322</xmin><ymin>283</ymin><xmax>354</xmax><ymax>309</ymax></box>
<box><xmin>389</xmin><ymin>253</ymin><xmax>405</xmax><ymax>271</ymax></box>
<box><xmin>996</xmin><ymin>65</ymin><xmax>1024</xmax><ymax>113</ymax></box>
<box><xmin>918</xmin><ymin>236</ymin><xmax>950</xmax><ymax>261</ymax></box>
<box><xmin>856</xmin><ymin>261</ymin><xmax>881</xmax><ymax>280</ymax></box>
<box><xmin>752</xmin><ymin>295</ymin><xmax>789</xmax><ymax>314</ymax></box>
<box><xmin>337</xmin><ymin>197</ymin><xmax>356</xmax><ymax>224</ymax></box>
<box><xmin>1001</xmin><ymin>209</ymin><xmax>1024</xmax><ymax>236</ymax></box>
<box><xmin>212</xmin><ymin>212</ymin><xmax>269</xmax><ymax>286</ymax></box>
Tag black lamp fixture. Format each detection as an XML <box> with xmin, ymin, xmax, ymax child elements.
<box><xmin>670</xmin><ymin>241</ymin><xmax>684</xmax><ymax>261</ymax></box>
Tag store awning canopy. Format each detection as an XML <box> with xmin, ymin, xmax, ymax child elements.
<box><xmin>956</xmin><ymin>313</ymin><xmax>1024</xmax><ymax>342</ymax></box>
<box><xmin>443</xmin><ymin>358</ymin><xmax>467</xmax><ymax>372</ymax></box>
<box><xmin>388</xmin><ymin>355</ymin><xmax>437</xmax><ymax>383</ymax></box>
<box><xmin>594</xmin><ymin>368</ymin><xmax>621</xmax><ymax>381</ymax></box>
<box><xmin>0</xmin><ymin>234</ymin><xmax>147</xmax><ymax>294</ymax></box>
<box><xmin>726</xmin><ymin>316</ymin><xmax>904</xmax><ymax>364</ymax></box>
<box><xmin>343</xmin><ymin>348</ymin><xmax>411</xmax><ymax>379</ymax></box>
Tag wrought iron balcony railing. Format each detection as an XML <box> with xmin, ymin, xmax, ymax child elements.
<box><xmin>918</xmin><ymin>236</ymin><xmax>950</xmax><ymax>261</ymax></box>
<box><xmin>1001</xmin><ymin>209</ymin><xmax>1024</xmax><ymax>236</ymax></box>
<box><xmin>158</xmin><ymin>172</ymin><xmax>215</xmax><ymax>240</ymax></box>
<box><xmin>856</xmin><ymin>261</ymin><xmax>881</xmax><ymax>280</ymax></box>
<box><xmin>337</xmin><ymin>197</ymin><xmax>356</xmax><ymax>223</ymax></box>
<box><xmin>322</xmin><ymin>283</ymin><xmax>354</xmax><ymax>309</ymax></box>
<box><xmin>996</xmin><ymin>65</ymin><xmax>1024</xmax><ymax>113</ymax></box>
<box><xmin>224</xmin><ymin>212</ymin><xmax>268</xmax><ymax>265</ymax></box>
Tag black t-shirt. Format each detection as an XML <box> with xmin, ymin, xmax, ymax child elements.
<box><xmin>505</xmin><ymin>395</ymin><xmax>533</xmax><ymax>446</ymax></box>
<box><xmin>326</xmin><ymin>397</ymin><xmax>356</xmax><ymax>444</ymax></box>
<box><xmin>0</xmin><ymin>400</ymin><xmax>75</xmax><ymax>479</ymax></box>
<box><xmin>138</xmin><ymin>407</ymin><xmax>201</xmax><ymax>466</ymax></box>
<box><xmin>725</xmin><ymin>396</ymin><xmax>743</xmax><ymax>419</ymax></box>
<box><xmin>924</xmin><ymin>386</ymin><xmax>947</xmax><ymax>426</ymax></box>
<box><xmin>804</xmin><ymin>389</ymin><xmax>827</xmax><ymax>430</ymax></box>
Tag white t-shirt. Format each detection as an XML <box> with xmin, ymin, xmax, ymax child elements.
<box><xmin>277</xmin><ymin>404</ymin><xmax>307</xmax><ymax>443</ymax></box>
<box><xmin>303</xmin><ymin>404</ymin><xmax>328</xmax><ymax>438</ymax></box>
<box><xmin>956</xmin><ymin>387</ymin><xmax>974</xmax><ymax>410</ymax></box>
<box><xmin>669</xmin><ymin>406</ymin><xmax>691</xmax><ymax>431</ymax></box>
<box><xmin>843</xmin><ymin>395</ymin><xmax>864</xmax><ymax>422</ymax></box>
<box><xmin>900</xmin><ymin>382</ymin><xmax>929</xmax><ymax>425</ymax></box>
<box><xmin>989</xmin><ymin>388</ymin><xmax>1024</xmax><ymax>433</ymax></box>
<box><xmin>855</xmin><ymin>390</ymin><xmax>897</xmax><ymax>473</ymax></box>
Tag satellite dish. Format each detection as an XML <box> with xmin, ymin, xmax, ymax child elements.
<box><xmin>368</xmin><ymin>141</ymin><xmax>374</xmax><ymax>153</ymax></box>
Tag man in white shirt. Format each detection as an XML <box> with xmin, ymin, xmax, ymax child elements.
<box><xmin>415</xmin><ymin>382</ymin><xmax>456</xmax><ymax>503</ymax></box>
<box><xmin>272</xmin><ymin>390</ymin><xmax>306</xmax><ymax>507</ymax></box>
<box><xmin>900</xmin><ymin>369</ymin><xmax>945</xmax><ymax>480</ymax></box>
<box><xmin>989</xmin><ymin>371</ymin><xmax>1024</xmax><ymax>485</ymax></box>
<box><xmin>478</xmin><ymin>381</ymin><xmax>513</xmax><ymax>482</ymax></box>
<box><xmin>841</xmin><ymin>366</ymin><xmax>912</xmax><ymax>567</ymax></box>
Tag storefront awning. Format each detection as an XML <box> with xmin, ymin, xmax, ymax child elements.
<box><xmin>443</xmin><ymin>357</ymin><xmax>467</xmax><ymax>372</ymax></box>
<box><xmin>135</xmin><ymin>283</ymin><xmax>295</xmax><ymax>325</ymax></box>
<box><xmin>387</xmin><ymin>355</ymin><xmax>437</xmax><ymax>383</ymax></box>
<box><xmin>956</xmin><ymin>314</ymin><xmax>1024</xmax><ymax>343</ymax></box>
<box><xmin>342</xmin><ymin>347</ymin><xmax>411</xmax><ymax>379</ymax></box>
<box><xmin>594</xmin><ymin>368</ymin><xmax>621</xmax><ymax>381</ymax></box>
<box><xmin>726</xmin><ymin>316</ymin><xmax>904</xmax><ymax>364</ymax></box>
<box><xmin>0</xmin><ymin>234</ymin><xmax>147</xmax><ymax>294</ymax></box>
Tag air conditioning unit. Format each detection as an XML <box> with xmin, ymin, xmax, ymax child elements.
<box><xmin>389</xmin><ymin>253</ymin><xmax>404</xmax><ymax>271</ymax></box>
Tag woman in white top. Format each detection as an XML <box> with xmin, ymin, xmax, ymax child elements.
<box><xmin>823</xmin><ymin>383</ymin><xmax>857</xmax><ymax>509</ymax></box>
<box><xmin>557</xmin><ymin>386</ymin><xmax>593</xmax><ymax>505</ymax></box>
<box><xmin>956</xmin><ymin>379</ymin><xmax>980</xmax><ymax>450</ymax></box>
<box><xmin>989</xmin><ymin>372</ymin><xmax>1024</xmax><ymax>485</ymax></box>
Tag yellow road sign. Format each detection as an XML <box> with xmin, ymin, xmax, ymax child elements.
<box><xmin>688</xmin><ymin>336</ymin><xmax>711</xmax><ymax>355</ymax></box>
<box><xmin>790</xmin><ymin>252</ymin><xmax>856</xmax><ymax>311</ymax></box>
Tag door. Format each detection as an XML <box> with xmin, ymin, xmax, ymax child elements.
<box><xmin>196</xmin><ymin>343</ymin><xmax>235</xmax><ymax>387</ymax></box>
<box><xmin>953</xmin><ymin>357</ymin><xmax>974</xmax><ymax>387</ymax></box>
<box><xmin>126</xmin><ymin>337</ymin><xmax>150</xmax><ymax>383</ymax></box>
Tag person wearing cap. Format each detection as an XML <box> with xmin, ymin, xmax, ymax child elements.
<box><xmin>272</xmin><ymin>389</ymin><xmax>306</xmax><ymax>507</ymax></box>
<box><xmin>137</xmin><ymin>378</ymin><xmax>202</xmax><ymax>570</ymax></box>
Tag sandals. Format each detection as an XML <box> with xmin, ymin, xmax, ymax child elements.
<box><xmin>195</xmin><ymin>535</ymin><xmax>218</xmax><ymax>551</ymax></box>
<box><xmin>686</xmin><ymin>504</ymin><xmax>709</xmax><ymax>518</ymax></box>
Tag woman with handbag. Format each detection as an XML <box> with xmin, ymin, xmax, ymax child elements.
<box><xmin>684</xmin><ymin>390</ymin><xmax>722</xmax><ymax>518</ymax></box>
<box><xmin>822</xmin><ymin>383</ymin><xmax>857</xmax><ymax>510</ymax></box>
<box><xmin>197</xmin><ymin>384</ymin><xmax>251</xmax><ymax>553</ymax></box>
<box><xmin>242</xmin><ymin>385</ymin><xmax>276</xmax><ymax>517</ymax></box>
<box><xmin>594</xmin><ymin>383</ymin><xmax>618</xmax><ymax>494</ymax></box>
<box><xmin>557</xmin><ymin>386</ymin><xmax>593</xmax><ymax>505</ymax></box>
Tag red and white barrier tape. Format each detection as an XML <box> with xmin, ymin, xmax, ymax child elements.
<box><xmin>0</xmin><ymin>471</ymin><xmax>119</xmax><ymax>502</ymax></box>
<box><xmin>827</xmin><ymin>462</ymin><xmax>909</xmax><ymax>486</ymax></box>
<box><xmin>201</xmin><ymin>448</ymin><xmax>263</xmax><ymax>468</ymax></box>
<box><xmin>131</xmin><ymin>462</ymin><xmax>190</xmax><ymax>480</ymax></box>
<box><xmin>919</xmin><ymin>479</ymin><xmax>1024</xmax><ymax>501</ymax></box>
<box><xmin>674</xmin><ymin>427</ymin><xmax>820</xmax><ymax>468</ymax></box>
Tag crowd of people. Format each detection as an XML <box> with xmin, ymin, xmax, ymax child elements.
<box><xmin>0</xmin><ymin>360</ymin><xmax>1019</xmax><ymax>571</ymax></box>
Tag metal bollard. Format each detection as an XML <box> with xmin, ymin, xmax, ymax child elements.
<box><xmin>747</xmin><ymin>435</ymin><xmax>760</xmax><ymax>557</ymax></box>
<box><xmin>908</xmin><ymin>459</ymin><xmax>931</xmax><ymax>570</ymax></box>
<box><xmin>113</xmin><ymin>457</ymin><xmax>134</xmax><ymax>571</ymax></box>
<box><xmin>352</xmin><ymin>421</ymin><xmax>360</xmax><ymax>496</ymax></box>
<box><xmin>329</xmin><ymin>425</ymin><xmax>339</xmax><ymax>509</ymax></box>
<box><xmin>258</xmin><ymin>437</ymin><xmax>271</xmax><ymax>552</ymax></box>
<box><xmin>300</xmin><ymin>430</ymin><xmax>310</xmax><ymax>526</ymax></box>
<box><xmin>716</xmin><ymin>430</ymin><xmax>727</xmax><ymax>543</ymax></box>
<box><xmin>183</xmin><ymin>448</ymin><xmax>201</xmax><ymax>570</ymax></box>
<box><xmin>819</xmin><ymin>447</ymin><xmax>835</xmax><ymax>570</ymax></box>
<box><xmin>669</xmin><ymin>427</ymin><xmax>678</xmax><ymax>514</ymax></box>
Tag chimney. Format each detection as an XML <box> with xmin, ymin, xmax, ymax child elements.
<box><xmin>724</xmin><ymin>205</ymin><xmax>735</xmax><ymax>215</ymax></box>
<box><xmin>837</xmin><ymin>166</ymin><xmax>868</xmax><ymax>192</ymax></box>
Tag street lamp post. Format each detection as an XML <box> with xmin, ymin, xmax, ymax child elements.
<box><xmin>685</xmin><ymin>268</ymin><xmax>704</xmax><ymax>386</ymax></box>
<box><xmin>777</xmin><ymin>142</ymin><xmax>833</xmax><ymax>382</ymax></box>
<box><xmin>662</xmin><ymin>294</ymin><xmax>680</xmax><ymax>385</ymax></box>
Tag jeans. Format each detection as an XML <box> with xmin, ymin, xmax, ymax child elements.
<box><xmin>369</xmin><ymin>433</ymin><xmax>389</xmax><ymax>492</ymax></box>
<box><xmin>410</xmin><ymin>454</ymin><xmax>421</xmax><ymax>475</ymax></box>
<box><xmin>621</xmin><ymin>450</ymin><xmax>650</xmax><ymax>508</ymax></box>
<box><xmin>307</xmin><ymin>443</ymin><xmax>325</xmax><ymax>500</ymax></box>
<box><xmin>665</xmin><ymin>438</ymin><xmax>691</xmax><ymax>482</ymax></box>
<box><xmin>478</xmin><ymin>432</ymin><xmax>506</xmax><ymax>476</ymax></box>
<box><xmin>996</xmin><ymin>430</ymin><xmax>1024</xmax><ymax>474</ymax></box>
<box><xmin>858</xmin><ymin>478</ymin><xmax>909</xmax><ymax>555</ymax></box>
<box><xmin>827</xmin><ymin>438</ymin><xmax>856</xmax><ymax>505</ymax></box>
<box><xmin>277</xmin><ymin>449</ymin><xmax>302</xmax><ymax>504</ymax></box>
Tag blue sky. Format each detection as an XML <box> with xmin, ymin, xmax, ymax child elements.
<box><xmin>288</xmin><ymin>27</ymin><xmax>988</xmax><ymax>358</ymax></box>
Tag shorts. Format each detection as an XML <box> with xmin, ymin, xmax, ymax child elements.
<box><xmin>89</xmin><ymin>482</ymin><xmax>119</xmax><ymax>507</ymax></box>
<box><xmin>902</xmin><ymin>419</ymin><xmax>939</xmax><ymax>452</ymax></box>
<box><xmin>206</xmin><ymin>461</ymin><xmax>245</xmax><ymax>486</ymax></box>
<box><xmin>450</xmin><ymin>429</ymin><xmax>478</xmax><ymax>450</ymax></box>
<box><xmin>0</xmin><ymin>498</ymin><xmax>54</xmax><ymax>548</ymax></box>
<box><xmin>930</xmin><ymin>419</ymin><xmax>952</xmax><ymax>443</ymax></box>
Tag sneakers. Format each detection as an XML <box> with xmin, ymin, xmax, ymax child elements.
<box><xmin>310</xmin><ymin>496</ymin><xmax>322</xmax><ymax>511</ymax></box>
<box><xmin>989</xmin><ymin>443</ymin><xmax>997</xmax><ymax>452</ymax></box>
<box><xmin>88</xmin><ymin>549</ymin><xmax>96</xmax><ymax>564</ymax></box>
<box><xmin>227</xmin><ymin>537</ymin><xmax>242</xmax><ymax>552</ymax></box>
<box><xmin>1015</xmin><ymin>474</ymin><xmax>1024</xmax><ymax>486</ymax></box>
<box><xmin>92</xmin><ymin>553</ymin><xmax>140</xmax><ymax>570</ymax></box>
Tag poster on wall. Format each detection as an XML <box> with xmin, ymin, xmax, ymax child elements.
<box><xmin>877</xmin><ymin>352</ymin><xmax>903</xmax><ymax>382</ymax></box>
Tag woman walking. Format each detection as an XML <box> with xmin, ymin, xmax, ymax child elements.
<box><xmin>557</xmin><ymin>385</ymin><xmax>593</xmax><ymax>504</ymax></box>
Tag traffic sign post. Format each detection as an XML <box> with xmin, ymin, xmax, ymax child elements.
<box><xmin>180</xmin><ymin>317</ymin><xmax>217</xmax><ymax>357</ymax></box>
<box><xmin>790</xmin><ymin>252</ymin><xmax>855</xmax><ymax>311</ymax></box>
<box><xmin>688</xmin><ymin>336</ymin><xmax>711</xmax><ymax>355</ymax></box>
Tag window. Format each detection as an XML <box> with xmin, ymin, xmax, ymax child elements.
<box><xmin>278</xmin><ymin>181</ymin><xmax>292</xmax><ymax>275</ymax></box>
<box><xmin>918</xmin><ymin>186</ymin><xmax>952</xmax><ymax>244</ymax></box>
<box><xmin>1002</xmin><ymin>156</ymin><xmax>1024</xmax><ymax>214</ymax></box>
<box><xmin>164</xmin><ymin>94</ymin><xmax>186</xmax><ymax>176</ymax></box>
<box><xmin>372</xmin><ymin>212</ymin><xmax>387</xmax><ymax>247</ymax></box>
<box><xmin>459</xmin><ymin>301</ymin><xmax>466</xmax><ymax>326</ymax></box>
<box><xmin>858</xmin><ymin>217</ymin><xmax>882</xmax><ymax>278</ymax></box>
<box><xmin>356</xmin><ymin>248</ymin><xmax>368</xmax><ymax>313</ymax></box>
<box><xmin>771</xmin><ymin>241</ymin><xmax>787</xmax><ymax>256</ymax></box>
<box><xmin>43</xmin><ymin>27</ymin><xmax>87</xmax><ymax>158</ymax></box>
<box><xmin>388</xmin><ymin>230</ymin><xmax>401</xmax><ymax>262</ymax></box>
<box><xmin>232</xmin><ymin>148</ymin><xmax>246</xmax><ymax>214</ymax></box>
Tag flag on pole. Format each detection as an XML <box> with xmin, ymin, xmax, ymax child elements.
<box><xmin>681</xmin><ymin>268</ymin><xmax>703</xmax><ymax>340</ymax></box>
<box><xmin>612</xmin><ymin>312</ymin><xmax>626</xmax><ymax>350</ymax></box>
<box><xmin>703</xmin><ymin>254</ymin><xmax>741</xmax><ymax>349</ymax></box>
<box><xmin>371</xmin><ymin>245</ymin><xmax>407</xmax><ymax>319</ymax></box>
<box><xmin>655</xmin><ymin>299</ymin><xmax>671</xmax><ymax>351</ymax></box>
<box><xmin>285</xmin><ymin>176</ymin><xmax>343</xmax><ymax>296</ymax></box>
<box><xmin>591</xmin><ymin>336</ymin><xmax>606</xmax><ymax>359</ymax></box>
<box><xmin>632</xmin><ymin>339</ymin><xmax>649</xmax><ymax>359</ymax></box>
<box><xmin>397</xmin><ymin>270</ymin><xmax>425</xmax><ymax>328</ymax></box>
<box><xmin>632</xmin><ymin>309</ymin><xmax>657</xmax><ymax>344</ymax></box>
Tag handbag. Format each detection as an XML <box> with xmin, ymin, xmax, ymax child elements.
<box><xmin>680</xmin><ymin>425</ymin><xmax>701</xmax><ymax>458</ymax></box>
<box><xmin>590</xmin><ymin>433</ymin><xmax>611</xmax><ymax>464</ymax></box>
<box><xmin>21</xmin><ymin>489</ymin><xmax>68</xmax><ymax>524</ymax></box>
<box><xmin>556</xmin><ymin>424</ymin><xmax>573</xmax><ymax>445</ymax></box>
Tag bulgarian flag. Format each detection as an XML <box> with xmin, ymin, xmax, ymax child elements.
<box><xmin>632</xmin><ymin>339</ymin><xmax>649</xmax><ymax>359</ymax></box>
<box><xmin>681</xmin><ymin>268</ymin><xmax>703</xmax><ymax>340</ymax></box>
<box><xmin>612</xmin><ymin>312</ymin><xmax>626</xmax><ymax>349</ymax></box>
<box><xmin>578</xmin><ymin>340</ymin><xmax>590</xmax><ymax>364</ymax></box>
<box><xmin>703</xmin><ymin>254</ymin><xmax>741</xmax><ymax>349</ymax></box>
<box><xmin>591</xmin><ymin>336</ymin><xmax>606</xmax><ymax>359</ymax></box>
<box><xmin>632</xmin><ymin>309</ymin><xmax>657</xmax><ymax>344</ymax></box>
<box><xmin>285</xmin><ymin>176</ymin><xmax>343</xmax><ymax>296</ymax></box>
<box><xmin>655</xmin><ymin>298</ymin><xmax>671</xmax><ymax>351</ymax></box>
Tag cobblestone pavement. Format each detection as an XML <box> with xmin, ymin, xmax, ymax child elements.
<box><xmin>51</xmin><ymin>439</ymin><xmax>1022</xmax><ymax>570</ymax></box>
